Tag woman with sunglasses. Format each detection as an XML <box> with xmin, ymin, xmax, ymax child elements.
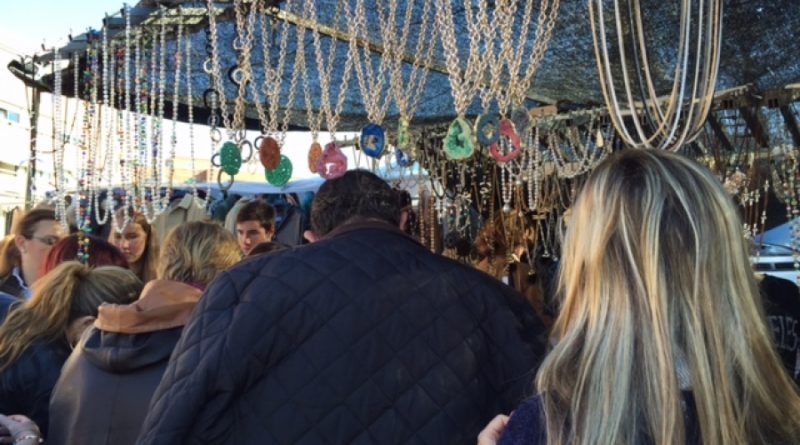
<box><xmin>0</xmin><ymin>209</ymin><xmax>65</xmax><ymax>301</ymax></box>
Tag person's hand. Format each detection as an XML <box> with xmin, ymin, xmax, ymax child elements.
<box><xmin>477</xmin><ymin>414</ymin><xmax>510</xmax><ymax>445</ymax></box>
<box><xmin>0</xmin><ymin>415</ymin><xmax>41</xmax><ymax>444</ymax></box>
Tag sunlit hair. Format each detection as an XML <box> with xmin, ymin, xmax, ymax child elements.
<box><xmin>536</xmin><ymin>149</ymin><xmax>800</xmax><ymax>445</ymax></box>
<box><xmin>111</xmin><ymin>208</ymin><xmax>159</xmax><ymax>283</ymax></box>
<box><xmin>158</xmin><ymin>221</ymin><xmax>240</xmax><ymax>286</ymax></box>
<box><xmin>0</xmin><ymin>262</ymin><xmax>142</xmax><ymax>371</ymax></box>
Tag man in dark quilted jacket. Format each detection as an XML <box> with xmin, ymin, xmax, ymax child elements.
<box><xmin>137</xmin><ymin>170</ymin><xmax>546</xmax><ymax>445</ymax></box>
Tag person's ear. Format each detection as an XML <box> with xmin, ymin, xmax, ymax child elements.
<box><xmin>399</xmin><ymin>210</ymin><xmax>409</xmax><ymax>232</ymax></box>
<box><xmin>14</xmin><ymin>235</ymin><xmax>27</xmax><ymax>255</ymax></box>
<box><xmin>303</xmin><ymin>230</ymin><xmax>320</xmax><ymax>243</ymax></box>
<box><xmin>67</xmin><ymin>316</ymin><xmax>96</xmax><ymax>347</ymax></box>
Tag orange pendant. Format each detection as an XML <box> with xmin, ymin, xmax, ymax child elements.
<box><xmin>308</xmin><ymin>142</ymin><xmax>322</xmax><ymax>173</ymax></box>
<box><xmin>259</xmin><ymin>136</ymin><xmax>281</xmax><ymax>170</ymax></box>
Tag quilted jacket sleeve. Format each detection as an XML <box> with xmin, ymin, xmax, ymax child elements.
<box><xmin>136</xmin><ymin>271</ymin><xmax>250</xmax><ymax>444</ymax></box>
<box><xmin>485</xmin><ymin>284</ymin><xmax>546</xmax><ymax>410</ymax></box>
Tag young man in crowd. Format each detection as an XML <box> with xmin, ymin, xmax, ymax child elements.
<box><xmin>235</xmin><ymin>200</ymin><xmax>276</xmax><ymax>255</ymax></box>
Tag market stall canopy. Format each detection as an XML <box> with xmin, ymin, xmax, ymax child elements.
<box><xmin>21</xmin><ymin>0</ymin><xmax>800</xmax><ymax>131</ymax></box>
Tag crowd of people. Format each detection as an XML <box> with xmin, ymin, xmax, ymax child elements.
<box><xmin>0</xmin><ymin>149</ymin><xmax>797</xmax><ymax>444</ymax></box>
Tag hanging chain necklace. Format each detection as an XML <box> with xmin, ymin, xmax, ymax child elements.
<box><xmin>302</xmin><ymin>0</ymin><xmax>353</xmax><ymax>178</ymax></box>
<box><xmin>232</xmin><ymin>0</ymin><xmax>280</xmax><ymax>178</ymax></box>
<box><xmin>506</xmin><ymin>0</ymin><xmax>559</xmax><ymax>112</ymax></box>
<box><xmin>206</xmin><ymin>0</ymin><xmax>252</xmax><ymax>190</ymax></box>
<box><xmin>134</xmin><ymin>29</ymin><xmax>157</xmax><ymax>223</ymax></box>
<box><xmin>52</xmin><ymin>48</ymin><xmax>69</xmax><ymax>231</ymax></box>
<box><xmin>305</xmin><ymin>0</ymin><xmax>352</xmax><ymax>137</ymax></box>
<box><xmin>113</xmin><ymin>3</ymin><xmax>134</xmax><ymax>232</ymax></box>
<box><xmin>76</xmin><ymin>43</ymin><xmax>97</xmax><ymax>241</ymax></box>
<box><xmin>388</xmin><ymin>0</ymin><xmax>438</xmax><ymax>163</ymax></box>
<box><xmin>435</xmin><ymin>0</ymin><xmax>486</xmax><ymax>160</ymax></box>
<box><xmin>258</xmin><ymin>0</ymin><xmax>298</xmax><ymax>158</ymax></box>
<box><xmin>525</xmin><ymin>127</ymin><xmax>545</xmax><ymax>211</ymax></box>
<box><xmin>95</xmin><ymin>23</ymin><xmax>114</xmax><ymax>225</ymax></box>
<box><xmin>345</xmin><ymin>0</ymin><xmax>398</xmax><ymax>159</ymax></box>
<box><xmin>546</xmin><ymin>112</ymin><xmax>610</xmax><ymax>178</ymax></box>
<box><xmin>155</xmin><ymin>11</ymin><xmax>169</xmax><ymax>213</ymax></box>
<box><xmin>185</xmin><ymin>33</ymin><xmax>210</xmax><ymax>209</ymax></box>
<box><xmin>589</xmin><ymin>0</ymin><xmax>722</xmax><ymax>150</ymax></box>
<box><xmin>246</xmin><ymin>0</ymin><xmax>298</xmax><ymax>185</ymax></box>
<box><xmin>165</xmin><ymin>20</ymin><xmax>183</xmax><ymax>211</ymax></box>
<box><xmin>260</xmin><ymin>0</ymin><xmax>287</xmax><ymax>139</ymax></box>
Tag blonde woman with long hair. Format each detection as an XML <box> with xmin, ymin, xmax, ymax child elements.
<box><xmin>50</xmin><ymin>221</ymin><xmax>240</xmax><ymax>445</ymax></box>
<box><xmin>480</xmin><ymin>149</ymin><xmax>800</xmax><ymax>445</ymax></box>
<box><xmin>0</xmin><ymin>262</ymin><xmax>142</xmax><ymax>437</ymax></box>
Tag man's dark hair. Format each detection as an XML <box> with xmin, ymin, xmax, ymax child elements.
<box><xmin>310</xmin><ymin>170</ymin><xmax>402</xmax><ymax>236</ymax></box>
<box><xmin>236</xmin><ymin>200</ymin><xmax>276</xmax><ymax>232</ymax></box>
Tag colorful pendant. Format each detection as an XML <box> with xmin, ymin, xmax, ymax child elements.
<box><xmin>361</xmin><ymin>123</ymin><xmax>386</xmax><ymax>158</ymax></box>
<box><xmin>317</xmin><ymin>141</ymin><xmax>348</xmax><ymax>179</ymax></box>
<box><xmin>444</xmin><ymin>118</ymin><xmax>475</xmax><ymax>160</ymax></box>
<box><xmin>308</xmin><ymin>142</ymin><xmax>322</xmax><ymax>173</ymax></box>
<box><xmin>265</xmin><ymin>155</ymin><xmax>293</xmax><ymax>186</ymax></box>
<box><xmin>212</xmin><ymin>141</ymin><xmax>243</xmax><ymax>176</ymax></box>
<box><xmin>489</xmin><ymin>119</ymin><xmax>522</xmax><ymax>163</ymax></box>
<box><xmin>475</xmin><ymin>113</ymin><xmax>501</xmax><ymax>146</ymax></box>
<box><xmin>258</xmin><ymin>136</ymin><xmax>281</xmax><ymax>170</ymax></box>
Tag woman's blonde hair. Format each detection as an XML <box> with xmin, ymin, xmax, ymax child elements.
<box><xmin>0</xmin><ymin>261</ymin><xmax>142</xmax><ymax>371</ymax></box>
<box><xmin>158</xmin><ymin>221</ymin><xmax>240</xmax><ymax>286</ymax></box>
<box><xmin>537</xmin><ymin>149</ymin><xmax>800</xmax><ymax>445</ymax></box>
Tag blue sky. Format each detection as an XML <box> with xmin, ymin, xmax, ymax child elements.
<box><xmin>0</xmin><ymin>0</ymin><xmax>115</xmax><ymax>53</ymax></box>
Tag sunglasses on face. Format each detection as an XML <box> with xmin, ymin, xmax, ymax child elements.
<box><xmin>28</xmin><ymin>236</ymin><xmax>60</xmax><ymax>247</ymax></box>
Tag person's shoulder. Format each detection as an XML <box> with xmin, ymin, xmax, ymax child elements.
<box><xmin>0</xmin><ymin>293</ymin><xmax>21</xmax><ymax>324</ymax></box>
<box><xmin>0</xmin><ymin>292</ymin><xmax>20</xmax><ymax>316</ymax></box>
<box><xmin>499</xmin><ymin>396</ymin><xmax>547</xmax><ymax>445</ymax></box>
<box><xmin>3</xmin><ymin>339</ymin><xmax>70</xmax><ymax>379</ymax></box>
<box><xmin>760</xmin><ymin>275</ymin><xmax>800</xmax><ymax>315</ymax></box>
<box><xmin>760</xmin><ymin>274</ymin><xmax>800</xmax><ymax>294</ymax></box>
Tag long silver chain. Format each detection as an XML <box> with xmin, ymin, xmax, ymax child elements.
<box><xmin>589</xmin><ymin>0</ymin><xmax>722</xmax><ymax>150</ymax></box>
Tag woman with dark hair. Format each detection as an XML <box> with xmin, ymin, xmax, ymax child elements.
<box><xmin>108</xmin><ymin>210</ymin><xmax>159</xmax><ymax>283</ymax></box>
<box><xmin>49</xmin><ymin>222</ymin><xmax>240</xmax><ymax>445</ymax></box>
<box><xmin>0</xmin><ymin>262</ymin><xmax>142</xmax><ymax>436</ymax></box>
<box><xmin>43</xmin><ymin>234</ymin><xmax>128</xmax><ymax>275</ymax></box>
<box><xmin>0</xmin><ymin>209</ymin><xmax>65</xmax><ymax>300</ymax></box>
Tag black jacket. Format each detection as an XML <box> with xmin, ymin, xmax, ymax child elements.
<box><xmin>137</xmin><ymin>222</ymin><xmax>546</xmax><ymax>445</ymax></box>
<box><xmin>499</xmin><ymin>394</ymin><xmax>701</xmax><ymax>445</ymax></box>
<box><xmin>49</xmin><ymin>280</ymin><xmax>204</xmax><ymax>445</ymax></box>
<box><xmin>0</xmin><ymin>339</ymin><xmax>70</xmax><ymax>436</ymax></box>
<box><xmin>0</xmin><ymin>293</ymin><xmax>20</xmax><ymax>322</ymax></box>
<box><xmin>0</xmin><ymin>272</ymin><xmax>26</xmax><ymax>301</ymax></box>
<box><xmin>759</xmin><ymin>275</ymin><xmax>800</xmax><ymax>384</ymax></box>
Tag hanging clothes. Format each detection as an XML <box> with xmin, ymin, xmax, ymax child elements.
<box><xmin>152</xmin><ymin>194</ymin><xmax>208</xmax><ymax>243</ymax></box>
